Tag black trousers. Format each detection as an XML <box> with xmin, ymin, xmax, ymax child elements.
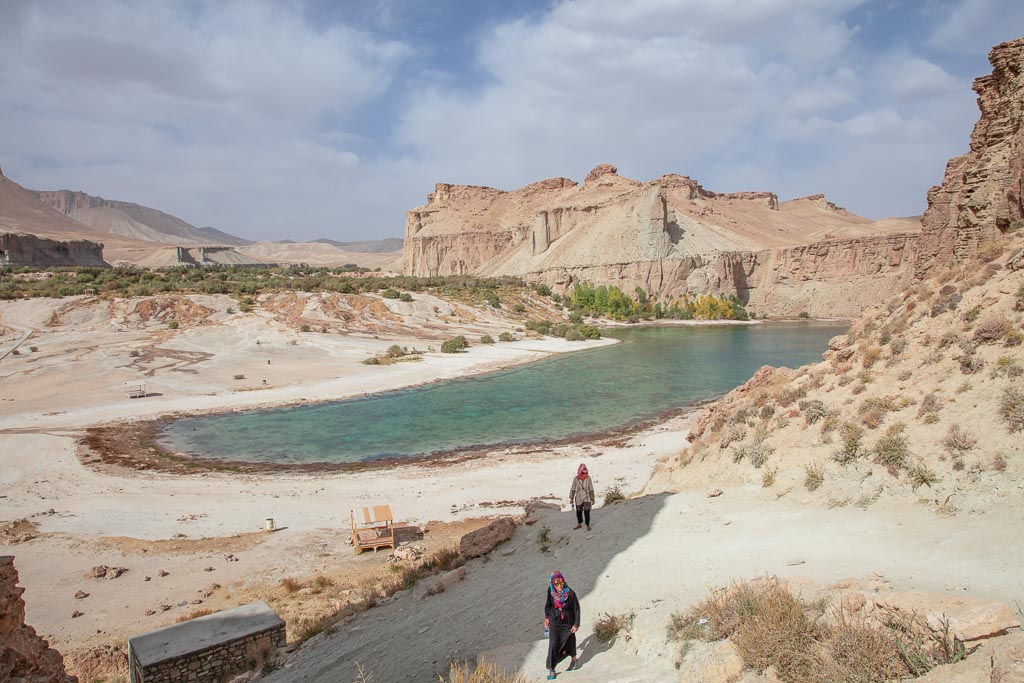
<box><xmin>575</xmin><ymin>503</ymin><xmax>591</xmax><ymax>525</ymax></box>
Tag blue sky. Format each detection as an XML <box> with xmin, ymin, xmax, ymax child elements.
<box><xmin>1</xmin><ymin>0</ymin><xmax>1021</xmax><ymax>242</ymax></box>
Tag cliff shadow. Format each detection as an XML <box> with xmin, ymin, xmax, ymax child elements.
<box><xmin>262</xmin><ymin>492</ymin><xmax>672</xmax><ymax>682</ymax></box>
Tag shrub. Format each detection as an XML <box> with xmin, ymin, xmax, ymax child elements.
<box><xmin>973</xmin><ymin>316</ymin><xmax>1010</xmax><ymax>343</ymax></box>
<box><xmin>593</xmin><ymin>611</ymin><xmax>635</xmax><ymax>644</ymax></box>
<box><xmin>873</xmin><ymin>423</ymin><xmax>909</xmax><ymax>474</ymax></box>
<box><xmin>280</xmin><ymin>577</ymin><xmax>302</xmax><ymax>593</ymax></box>
<box><xmin>798</xmin><ymin>311</ymin><xmax>810</xmax><ymax>319</ymax></box>
<box><xmin>1000</xmin><ymin>387</ymin><xmax>1024</xmax><ymax>432</ymax></box>
<box><xmin>441</xmin><ymin>336</ymin><xmax>468</xmax><ymax>353</ymax></box>
<box><xmin>604</xmin><ymin>485</ymin><xmax>626</xmax><ymax>505</ymax></box>
<box><xmin>1015</xmin><ymin>285</ymin><xmax>1024</xmax><ymax>312</ymax></box>
<box><xmin>479</xmin><ymin>335</ymin><xmax>495</xmax><ymax>344</ymax></box>
<box><xmin>963</xmin><ymin>305</ymin><xmax>982</xmax><ymax>323</ymax></box>
<box><xmin>917</xmin><ymin>392</ymin><xmax>941</xmax><ymax>420</ymax></box>
<box><xmin>167</xmin><ymin>321</ymin><xmax>179</xmax><ymax>329</ymax></box>
<box><xmin>861</xmin><ymin>346</ymin><xmax>881</xmax><ymax>368</ymax></box>
<box><xmin>804</xmin><ymin>463</ymin><xmax>825</xmax><ymax>491</ymax></box>
<box><xmin>498</xmin><ymin>332</ymin><xmax>513</xmax><ymax>342</ymax></box>
<box><xmin>525</xmin><ymin>319</ymin><xmax>552</xmax><ymax>335</ymax></box>
<box><xmin>399</xmin><ymin>292</ymin><xmax>413</xmax><ymax>302</ymax></box>
<box><xmin>909</xmin><ymin>462</ymin><xmax>941</xmax><ymax>490</ymax></box>
<box><xmin>386</xmin><ymin>345</ymin><xmax>405</xmax><ymax>358</ymax></box>
<box><xmin>801</xmin><ymin>400</ymin><xmax>828</xmax><ymax>425</ymax></box>
<box><xmin>833</xmin><ymin>423</ymin><xmax>864</xmax><ymax>465</ymax></box>
<box><xmin>537</xmin><ymin>526</ymin><xmax>551</xmax><ymax>553</ymax></box>
<box><xmin>959</xmin><ymin>353</ymin><xmax>984</xmax><ymax>374</ymax></box>
<box><xmin>942</xmin><ymin>424</ymin><xmax>976</xmax><ymax>455</ymax></box>
<box><xmin>1005</xmin><ymin>329</ymin><xmax>1023</xmax><ymax>347</ymax></box>
<box><xmin>761</xmin><ymin>467</ymin><xmax>777</xmax><ymax>487</ymax></box>
<box><xmin>381</xmin><ymin>288</ymin><xmax>400</xmax><ymax>299</ymax></box>
<box><xmin>233</xmin><ymin>374</ymin><xmax>245</xmax><ymax>380</ymax></box>
<box><xmin>362</xmin><ymin>357</ymin><xmax>380</xmax><ymax>365</ymax></box>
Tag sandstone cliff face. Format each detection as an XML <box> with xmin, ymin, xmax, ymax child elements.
<box><xmin>0</xmin><ymin>233</ymin><xmax>108</xmax><ymax>268</ymax></box>
<box><xmin>0</xmin><ymin>556</ymin><xmax>77</xmax><ymax>682</ymax></box>
<box><xmin>403</xmin><ymin>163</ymin><xmax>918</xmax><ymax>317</ymax></box>
<box><xmin>920</xmin><ymin>37</ymin><xmax>1024</xmax><ymax>273</ymax></box>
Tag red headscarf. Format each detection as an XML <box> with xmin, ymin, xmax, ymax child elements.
<box><xmin>577</xmin><ymin>463</ymin><xmax>589</xmax><ymax>480</ymax></box>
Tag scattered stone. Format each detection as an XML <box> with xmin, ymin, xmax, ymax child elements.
<box><xmin>159</xmin><ymin>604</ymin><xmax>172</xmax><ymax>612</ymax></box>
<box><xmin>71</xmin><ymin>610</ymin><xmax>83</xmax><ymax>618</ymax></box>
<box><xmin>158</xmin><ymin>570</ymin><xmax>169</xmax><ymax>577</ymax></box>
<box><xmin>191</xmin><ymin>599</ymin><xmax>204</xmax><ymax>605</ymax></box>
<box><xmin>707</xmin><ymin>488</ymin><xmax>723</xmax><ymax>498</ymax></box>
<box><xmin>74</xmin><ymin>590</ymin><xmax>89</xmax><ymax>599</ymax></box>
<box><xmin>459</xmin><ymin>517</ymin><xmax>516</xmax><ymax>559</ymax></box>
<box><xmin>144</xmin><ymin>609</ymin><xmax>156</xmax><ymax>616</ymax></box>
<box><xmin>786</xmin><ymin>558</ymin><xmax>805</xmax><ymax>566</ymax></box>
<box><xmin>144</xmin><ymin>576</ymin><xmax>151</xmax><ymax>581</ymax></box>
<box><xmin>224</xmin><ymin>553</ymin><xmax>239</xmax><ymax>562</ymax></box>
<box><xmin>87</xmin><ymin>565</ymin><xmax>128</xmax><ymax>580</ymax></box>
<box><xmin>500</xmin><ymin>548</ymin><xmax>516</xmax><ymax>557</ymax></box>
<box><xmin>203</xmin><ymin>566</ymin><xmax>215</xmax><ymax>572</ymax></box>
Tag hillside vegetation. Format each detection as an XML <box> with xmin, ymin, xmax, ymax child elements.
<box><xmin>648</xmin><ymin>233</ymin><xmax>1024</xmax><ymax>515</ymax></box>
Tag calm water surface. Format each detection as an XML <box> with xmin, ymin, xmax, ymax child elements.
<box><xmin>160</xmin><ymin>322</ymin><xmax>845</xmax><ymax>464</ymax></box>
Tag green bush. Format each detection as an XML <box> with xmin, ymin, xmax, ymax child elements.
<box><xmin>798</xmin><ymin>311</ymin><xmax>811</xmax><ymax>319</ymax></box>
<box><xmin>167</xmin><ymin>321</ymin><xmax>179</xmax><ymax>329</ymax></box>
<box><xmin>498</xmin><ymin>332</ymin><xmax>513</xmax><ymax>342</ymax></box>
<box><xmin>399</xmin><ymin>292</ymin><xmax>413</xmax><ymax>302</ymax></box>
<box><xmin>382</xmin><ymin>289</ymin><xmax>400</xmax><ymax>299</ymax></box>
<box><xmin>441</xmin><ymin>336</ymin><xmax>468</xmax><ymax>353</ymax></box>
<box><xmin>300</xmin><ymin>324</ymin><xmax>311</xmax><ymax>332</ymax></box>
<box><xmin>386</xmin><ymin>345</ymin><xmax>405</xmax><ymax>358</ymax></box>
<box><xmin>479</xmin><ymin>335</ymin><xmax>495</xmax><ymax>344</ymax></box>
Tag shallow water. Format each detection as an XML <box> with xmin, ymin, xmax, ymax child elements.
<box><xmin>159</xmin><ymin>322</ymin><xmax>845</xmax><ymax>464</ymax></box>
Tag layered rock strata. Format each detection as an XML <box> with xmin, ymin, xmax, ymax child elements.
<box><xmin>0</xmin><ymin>233</ymin><xmax>108</xmax><ymax>268</ymax></box>
<box><xmin>0</xmin><ymin>556</ymin><xmax>77</xmax><ymax>682</ymax></box>
<box><xmin>404</xmin><ymin>165</ymin><xmax>919</xmax><ymax>317</ymax></box>
<box><xmin>919</xmin><ymin>36</ymin><xmax>1024</xmax><ymax>273</ymax></box>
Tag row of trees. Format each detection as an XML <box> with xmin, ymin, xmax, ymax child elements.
<box><xmin>565</xmin><ymin>282</ymin><xmax>749</xmax><ymax>321</ymax></box>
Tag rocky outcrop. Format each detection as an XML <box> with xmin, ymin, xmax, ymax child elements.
<box><xmin>1</xmin><ymin>556</ymin><xmax>77</xmax><ymax>682</ymax></box>
<box><xmin>920</xmin><ymin>37</ymin><xmax>1024</xmax><ymax>273</ymax></box>
<box><xmin>0</xmin><ymin>233</ymin><xmax>108</xmax><ymax>268</ymax></box>
<box><xmin>458</xmin><ymin>517</ymin><xmax>516</xmax><ymax>558</ymax></box>
<box><xmin>403</xmin><ymin>163</ymin><xmax>919</xmax><ymax>317</ymax></box>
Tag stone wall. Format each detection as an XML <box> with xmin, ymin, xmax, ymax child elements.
<box><xmin>0</xmin><ymin>233</ymin><xmax>108</xmax><ymax>268</ymax></box>
<box><xmin>130</xmin><ymin>625</ymin><xmax>284</xmax><ymax>683</ymax></box>
<box><xmin>0</xmin><ymin>556</ymin><xmax>77</xmax><ymax>683</ymax></box>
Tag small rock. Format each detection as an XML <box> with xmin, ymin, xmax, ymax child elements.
<box><xmin>707</xmin><ymin>488</ymin><xmax>723</xmax><ymax>498</ymax></box>
<box><xmin>191</xmin><ymin>599</ymin><xmax>204</xmax><ymax>605</ymax></box>
<box><xmin>144</xmin><ymin>609</ymin><xmax>156</xmax><ymax>616</ymax></box>
<box><xmin>74</xmin><ymin>591</ymin><xmax>89</xmax><ymax>599</ymax></box>
<box><xmin>158</xmin><ymin>570</ymin><xmax>169</xmax><ymax>577</ymax></box>
<box><xmin>203</xmin><ymin>566</ymin><xmax>215</xmax><ymax>572</ymax></box>
<box><xmin>786</xmin><ymin>558</ymin><xmax>805</xmax><ymax>566</ymax></box>
<box><xmin>71</xmin><ymin>610</ymin><xmax>83</xmax><ymax>618</ymax></box>
<box><xmin>159</xmin><ymin>604</ymin><xmax>172</xmax><ymax>612</ymax></box>
<box><xmin>144</xmin><ymin>576</ymin><xmax>151</xmax><ymax>582</ymax></box>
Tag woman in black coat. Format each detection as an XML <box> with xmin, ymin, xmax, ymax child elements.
<box><xmin>543</xmin><ymin>570</ymin><xmax>580</xmax><ymax>679</ymax></box>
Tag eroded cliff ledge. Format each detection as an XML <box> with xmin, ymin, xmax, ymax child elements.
<box><xmin>403</xmin><ymin>38</ymin><xmax>1024</xmax><ymax>318</ymax></box>
<box><xmin>403</xmin><ymin>163</ymin><xmax>920</xmax><ymax>317</ymax></box>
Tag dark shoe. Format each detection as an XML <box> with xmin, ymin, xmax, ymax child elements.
<box><xmin>586</xmin><ymin>525</ymin><xmax>591</xmax><ymax>531</ymax></box>
<box><xmin>573</xmin><ymin>524</ymin><xmax>582</xmax><ymax>530</ymax></box>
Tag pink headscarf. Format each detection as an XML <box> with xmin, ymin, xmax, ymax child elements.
<box><xmin>577</xmin><ymin>463</ymin><xmax>589</xmax><ymax>480</ymax></box>
<box><xmin>549</xmin><ymin>570</ymin><xmax>570</xmax><ymax>609</ymax></box>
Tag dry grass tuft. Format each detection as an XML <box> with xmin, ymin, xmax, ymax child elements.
<box><xmin>280</xmin><ymin>576</ymin><xmax>303</xmax><ymax>594</ymax></box>
<box><xmin>873</xmin><ymin>422</ymin><xmax>909</xmax><ymax>474</ymax></box>
<box><xmin>973</xmin><ymin>316</ymin><xmax>1011</xmax><ymax>343</ymax></box>
<box><xmin>1000</xmin><ymin>386</ymin><xmax>1024</xmax><ymax>432</ymax></box>
<box><xmin>942</xmin><ymin>424</ymin><xmax>976</xmax><ymax>455</ymax></box>
<box><xmin>442</xmin><ymin>661</ymin><xmax>534</xmax><ymax>683</ymax></box>
<box><xmin>593</xmin><ymin>610</ymin><xmax>635</xmax><ymax>644</ymax></box>
<box><xmin>804</xmin><ymin>463</ymin><xmax>825</xmax><ymax>491</ymax></box>
<box><xmin>175</xmin><ymin>608</ymin><xmax>214</xmax><ymax>623</ymax></box>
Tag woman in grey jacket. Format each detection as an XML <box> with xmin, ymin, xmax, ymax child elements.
<box><xmin>569</xmin><ymin>463</ymin><xmax>595</xmax><ymax>530</ymax></box>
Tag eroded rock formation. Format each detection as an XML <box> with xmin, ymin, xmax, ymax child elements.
<box><xmin>920</xmin><ymin>36</ymin><xmax>1024</xmax><ymax>273</ymax></box>
<box><xmin>0</xmin><ymin>233</ymin><xmax>108</xmax><ymax>268</ymax></box>
<box><xmin>403</xmin><ymin>164</ymin><xmax>920</xmax><ymax>317</ymax></box>
<box><xmin>403</xmin><ymin>38</ymin><xmax>1024</xmax><ymax>317</ymax></box>
<box><xmin>0</xmin><ymin>556</ymin><xmax>77</xmax><ymax>682</ymax></box>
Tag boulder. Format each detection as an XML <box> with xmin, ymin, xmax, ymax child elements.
<box><xmin>523</xmin><ymin>500</ymin><xmax>560</xmax><ymax>526</ymax></box>
<box><xmin>459</xmin><ymin>517</ymin><xmax>516</xmax><ymax>558</ymax></box>
<box><xmin>991</xmin><ymin>632</ymin><xmax>1024</xmax><ymax>682</ymax></box>
<box><xmin>912</xmin><ymin>651</ymin><xmax>990</xmax><ymax>682</ymax></box>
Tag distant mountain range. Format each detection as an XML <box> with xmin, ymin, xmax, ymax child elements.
<box><xmin>0</xmin><ymin>165</ymin><xmax>403</xmax><ymax>268</ymax></box>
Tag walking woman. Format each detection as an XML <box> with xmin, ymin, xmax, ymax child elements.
<box><xmin>544</xmin><ymin>570</ymin><xmax>580</xmax><ymax>679</ymax></box>
<box><xmin>569</xmin><ymin>463</ymin><xmax>595</xmax><ymax>530</ymax></box>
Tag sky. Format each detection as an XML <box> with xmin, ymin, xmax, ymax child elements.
<box><xmin>1</xmin><ymin>0</ymin><xmax>1022</xmax><ymax>243</ymax></box>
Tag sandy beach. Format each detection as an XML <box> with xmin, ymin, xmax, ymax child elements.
<box><xmin>0</xmin><ymin>291</ymin><xmax>687</xmax><ymax>655</ymax></box>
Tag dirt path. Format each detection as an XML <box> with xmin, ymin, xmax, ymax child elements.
<box><xmin>265</xmin><ymin>489</ymin><xmax>1024</xmax><ymax>682</ymax></box>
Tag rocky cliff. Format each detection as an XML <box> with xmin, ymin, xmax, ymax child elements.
<box><xmin>919</xmin><ymin>36</ymin><xmax>1024</xmax><ymax>274</ymax></box>
<box><xmin>0</xmin><ymin>233</ymin><xmax>108</xmax><ymax>268</ymax></box>
<box><xmin>32</xmin><ymin>190</ymin><xmax>222</xmax><ymax>245</ymax></box>
<box><xmin>0</xmin><ymin>556</ymin><xmax>77</xmax><ymax>682</ymax></box>
<box><xmin>403</xmin><ymin>165</ymin><xmax>920</xmax><ymax>317</ymax></box>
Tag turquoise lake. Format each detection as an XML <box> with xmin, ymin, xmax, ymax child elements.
<box><xmin>159</xmin><ymin>322</ymin><xmax>845</xmax><ymax>464</ymax></box>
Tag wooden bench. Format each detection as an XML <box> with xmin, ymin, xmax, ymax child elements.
<box><xmin>350</xmin><ymin>505</ymin><xmax>396</xmax><ymax>554</ymax></box>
